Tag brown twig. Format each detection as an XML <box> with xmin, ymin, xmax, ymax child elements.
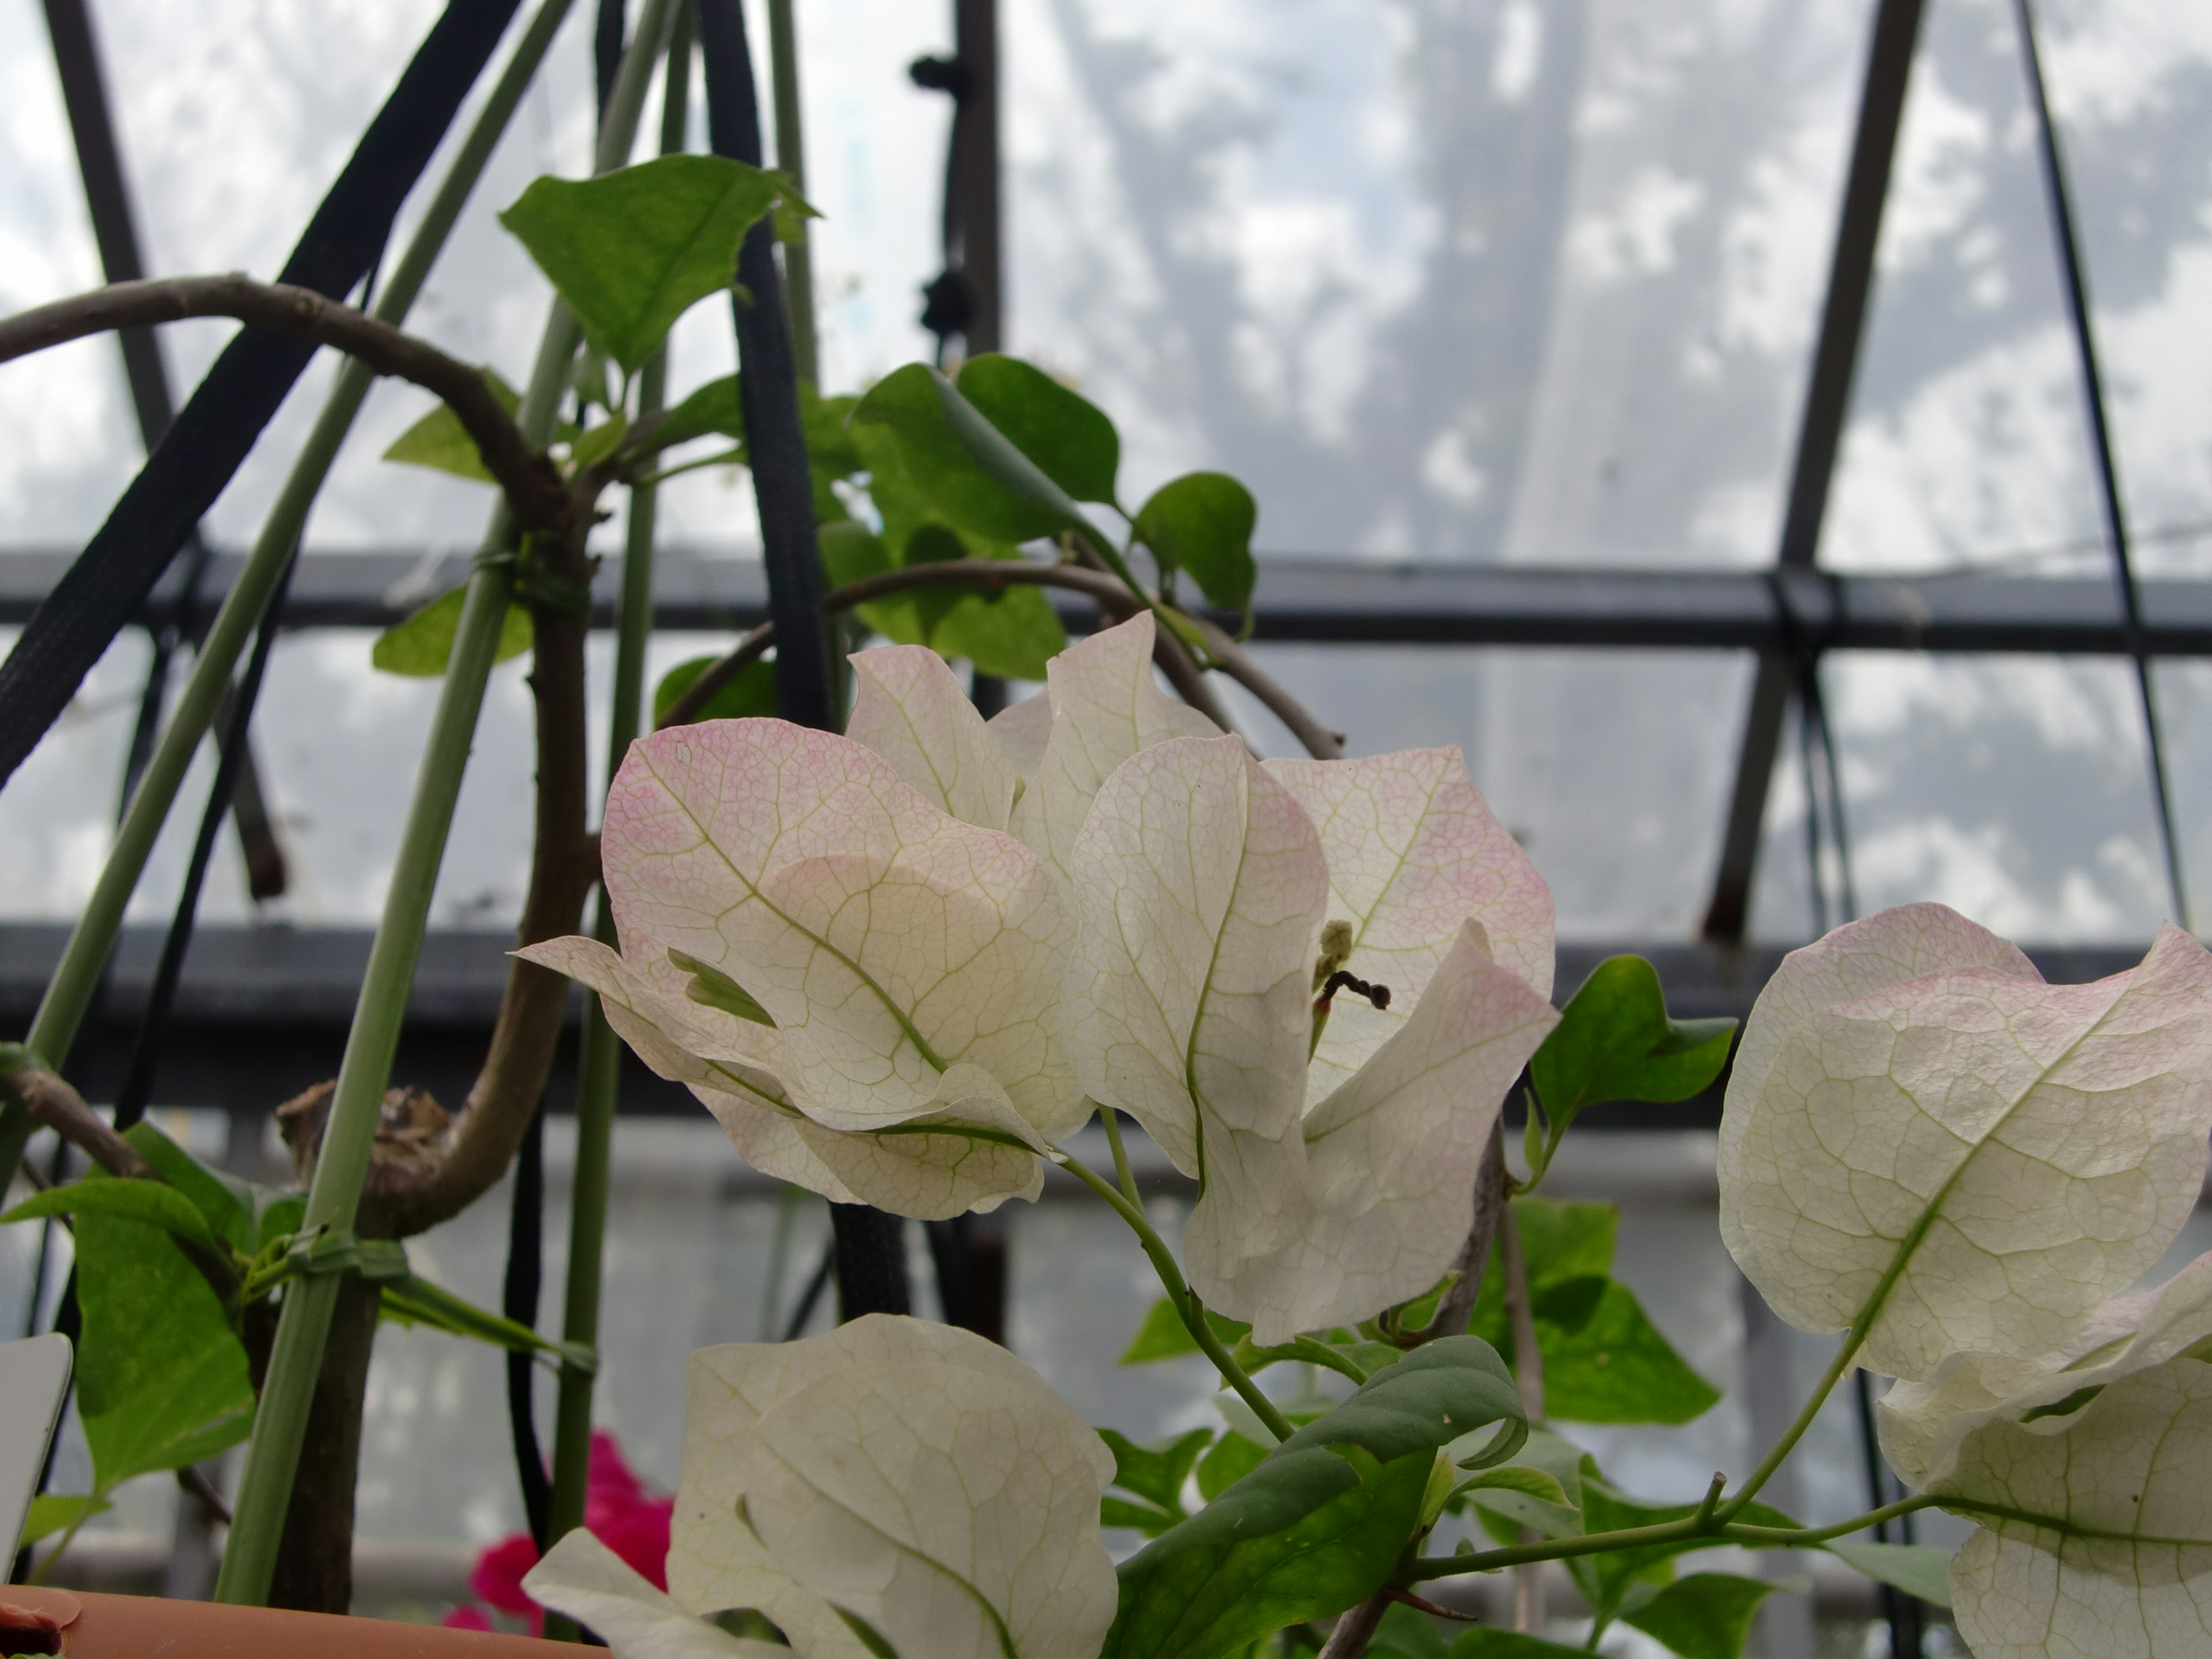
<box><xmin>1317</xmin><ymin>1589</ymin><xmax>1392</xmax><ymax>1659</ymax></box>
<box><xmin>658</xmin><ymin>561</ymin><xmax>1298</xmax><ymax>752</ymax></box>
<box><xmin>1414</xmin><ymin>1119</ymin><xmax>1508</xmax><ymax>1342</ymax></box>
<box><xmin>0</xmin><ymin>275</ymin><xmax>571</xmax><ymax>533</ymax></box>
<box><xmin>1</xmin><ymin>1067</ymin><xmax>151</xmax><ymax>1181</ymax></box>
<box><xmin>1185</xmin><ymin>610</ymin><xmax>1345</xmax><ymax>760</ymax></box>
<box><xmin>1501</xmin><ymin>1202</ymin><xmax>1547</xmax><ymax>1634</ymax></box>
<box><xmin>373</xmin><ymin>518</ymin><xmax>600</xmax><ymax>1238</ymax></box>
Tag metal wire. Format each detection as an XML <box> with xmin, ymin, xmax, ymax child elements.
<box><xmin>2013</xmin><ymin>0</ymin><xmax>2190</xmax><ymax>931</ymax></box>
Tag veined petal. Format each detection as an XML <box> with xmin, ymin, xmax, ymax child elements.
<box><xmin>688</xmin><ymin>1065</ymin><xmax>1047</xmax><ymax>1221</ymax></box>
<box><xmin>751</xmin><ymin>839</ymin><xmax>1078</xmax><ymax>1135</ymax></box>
<box><xmin>848</xmin><ymin>645</ymin><xmax>1019</xmax><ymax>831</ymax></box>
<box><xmin>1885</xmin><ymin>1251</ymin><xmax>2212</xmax><ymax>1492</ymax></box>
<box><xmin>736</xmin><ymin>1321</ymin><xmax>1118</xmax><ymax>1659</ymax></box>
<box><xmin>988</xmin><ymin>687</ymin><xmax>1054</xmax><ymax>783</ymax></box>
<box><xmin>1234</xmin><ymin>922</ymin><xmax>1560</xmax><ymax>1344</ymax></box>
<box><xmin>1009</xmin><ymin>613</ymin><xmax>1218</xmax><ymax>880</ymax></box>
<box><xmin>1721</xmin><ymin>906</ymin><xmax>2212</xmax><ymax>1381</ymax></box>
<box><xmin>1066</xmin><ymin>734</ymin><xmax>1327</xmax><ymax>1320</ymax></box>
<box><xmin>524</xmin><ymin>1530</ymin><xmax>787</xmax><ymax>1659</ymax></box>
<box><xmin>1937</xmin><ymin>1356</ymin><xmax>2212</xmax><ymax>1659</ymax></box>
<box><xmin>515</xmin><ymin>934</ymin><xmax>791</xmax><ymax>1100</ymax></box>
<box><xmin>673</xmin><ymin>1317</ymin><xmax>1113</xmax><ymax>1659</ymax></box>
<box><xmin>1264</xmin><ymin>747</ymin><xmax>1555</xmax><ymax>1107</ymax></box>
<box><xmin>604</xmin><ymin>719</ymin><xmax>1080</xmax><ymax>1136</ymax></box>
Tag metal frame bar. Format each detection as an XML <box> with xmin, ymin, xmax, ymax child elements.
<box><xmin>38</xmin><ymin>0</ymin><xmax>287</xmax><ymax>896</ymax></box>
<box><xmin>1702</xmin><ymin>0</ymin><xmax>1928</xmax><ymax>941</ymax></box>
<box><xmin>2013</xmin><ymin>0</ymin><xmax>2188</xmax><ymax>926</ymax></box>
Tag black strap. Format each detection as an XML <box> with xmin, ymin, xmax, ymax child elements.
<box><xmin>0</xmin><ymin>0</ymin><xmax>526</xmax><ymax>792</ymax></box>
<box><xmin>696</xmin><ymin>0</ymin><xmax>908</xmax><ymax>1321</ymax></box>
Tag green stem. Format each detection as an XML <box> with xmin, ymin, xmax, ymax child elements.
<box><xmin>1098</xmin><ymin>1103</ymin><xmax>1139</xmax><ymax>1205</ymax></box>
<box><xmin>1407</xmin><ymin>1494</ymin><xmax>1939</xmax><ymax>1582</ymax></box>
<box><xmin>1715</xmin><ymin>1328</ymin><xmax>1862</xmax><ymax>1522</ymax></box>
<box><xmin>1058</xmin><ymin>1153</ymin><xmax>1293</xmax><ymax>1442</ymax></box>
<box><xmin>0</xmin><ymin>0</ymin><xmax>581</xmax><ymax>1198</ymax></box>
<box><xmin>542</xmin><ymin>12</ymin><xmax>692</xmax><ymax>1634</ymax></box>
<box><xmin>213</xmin><ymin>0</ymin><xmax>681</xmax><ymax>1609</ymax></box>
<box><xmin>763</xmin><ymin>0</ymin><xmax>817</xmax><ymax>386</ymax></box>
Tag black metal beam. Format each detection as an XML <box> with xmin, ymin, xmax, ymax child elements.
<box><xmin>1</xmin><ymin>550</ymin><xmax>2209</xmax><ymax>656</ymax></box>
<box><xmin>1703</xmin><ymin>0</ymin><xmax>1929</xmax><ymax>942</ymax></box>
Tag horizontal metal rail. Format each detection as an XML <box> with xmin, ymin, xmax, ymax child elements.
<box><xmin>1</xmin><ymin>547</ymin><xmax>2206</xmax><ymax>654</ymax></box>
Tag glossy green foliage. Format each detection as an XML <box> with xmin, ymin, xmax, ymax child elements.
<box><xmin>372</xmin><ymin>584</ymin><xmax>533</xmax><ymax>677</ymax></box>
<box><xmin>383</xmin><ymin>366</ymin><xmax>522</xmax><ymax>482</ymax></box>
<box><xmin>71</xmin><ymin>1182</ymin><xmax>254</xmax><ymax>1495</ymax></box>
<box><xmin>501</xmin><ymin>154</ymin><xmax>799</xmax><ymax>372</ymax></box>
<box><xmin>1527</xmin><ymin>956</ymin><xmax>1734</xmax><ymax>1171</ymax></box>
<box><xmin>654</xmin><ymin>372</ymin><xmax>745</xmax><ymax>452</ymax></box>
<box><xmin>1468</xmin><ymin>1200</ymin><xmax>1719</xmax><ymax>1425</ymax></box>
<box><xmin>819</xmin><ymin>507</ymin><xmax>1064</xmax><ymax>681</ymax></box>
<box><xmin>1622</xmin><ymin>1573</ymin><xmax>1787</xmax><ymax>1659</ymax></box>
<box><xmin>955</xmin><ymin>354</ymin><xmax>1119</xmax><ymax>504</ymax></box>
<box><xmin>652</xmin><ymin>654</ymin><xmax>777</xmax><ymax>726</ymax></box>
<box><xmin>850</xmin><ymin>362</ymin><xmax>1084</xmax><ymax>547</ymax></box>
<box><xmin>1109</xmin><ymin>1340</ymin><xmax>1526</xmax><ymax>1659</ymax></box>
<box><xmin>1119</xmin><ymin>1296</ymin><xmax>1252</xmax><ymax>1365</ymax></box>
<box><xmin>1101</xmin><ymin>1427</ymin><xmax>1214</xmax><ymax>1537</ymax></box>
<box><xmin>1445</xmin><ymin>1633</ymin><xmax>1590</xmax><ymax>1659</ymax></box>
<box><xmin>1134</xmin><ymin>472</ymin><xmax>1257</xmax><ymax>615</ymax></box>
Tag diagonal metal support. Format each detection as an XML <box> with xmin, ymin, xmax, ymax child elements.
<box><xmin>1702</xmin><ymin>0</ymin><xmax>1927</xmax><ymax>942</ymax></box>
<box><xmin>2012</xmin><ymin>0</ymin><xmax>2188</xmax><ymax>929</ymax></box>
<box><xmin>39</xmin><ymin>0</ymin><xmax>288</xmax><ymax>898</ymax></box>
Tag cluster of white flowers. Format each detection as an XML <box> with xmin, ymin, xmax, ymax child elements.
<box><xmin>522</xmin><ymin>612</ymin><xmax>1559</xmax><ymax>1341</ymax></box>
<box><xmin>521</xmin><ymin>620</ymin><xmax>2212</xmax><ymax>1659</ymax></box>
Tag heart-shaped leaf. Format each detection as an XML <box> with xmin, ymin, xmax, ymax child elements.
<box><xmin>502</xmin><ymin>156</ymin><xmax>798</xmax><ymax>372</ymax></box>
<box><xmin>1134</xmin><ymin>472</ymin><xmax>1257</xmax><ymax>614</ymax></box>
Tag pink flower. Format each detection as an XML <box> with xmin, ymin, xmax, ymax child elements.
<box><xmin>445</xmin><ymin>1431</ymin><xmax>673</xmax><ymax>1633</ymax></box>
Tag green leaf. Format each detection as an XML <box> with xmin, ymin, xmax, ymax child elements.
<box><xmin>849</xmin><ymin>363</ymin><xmax>1081</xmax><ymax>547</ymax></box>
<box><xmin>668</xmin><ymin>949</ymin><xmax>775</xmax><ymax>1027</ymax></box>
<box><xmin>1461</xmin><ymin>1464</ymin><xmax>1582</xmax><ymax>1540</ymax></box>
<box><xmin>378</xmin><ymin>1272</ymin><xmax>581</xmax><ymax>1367</ymax></box>
<box><xmin>2</xmin><ymin>1179</ymin><xmax>224</xmax><ymax>1258</ymax></box>
<box><xmin>122</xmin><ymin>1122</ymin><xmax>252</xmax><ymax>1250</ymax></box>
<box><xmin>654</xmin><ymin>373</ymin><xmax>747</xmax><ymax>453</ymax></box>
<box><xmin>21</xmin><ymin>1492</ymin><xmax>109</xmax><ymax>1546</ymax></box>
<box><xmin>1112</xmin><ymin>1343</ymin><xmax>1525</xmax><ymax>1659</ymax></box>
<box><xmin>1106</xmin><ymin>1445</ymin><xmax>1433</xmax><ymax>1659</ymax></box>
<box><xmin>569</xmin><ymin>412</ymin><xmax>630</xmax><ymax>473</ymax></box>
<box><xmin>1465</xmin><ymin>1200</ymin><xmax>1718</xmax><ymax>1425</ymax></box>
<box><xmin>1529</xmin><ymin>956</ymin><xmax>1735</xmax><ymax>1140</ymax></box>
<box><xmin>802</xmin><ymin>385</ymin><xmax>863</xmax><ymax>480</ymax></box>
<box><xmin>1195</xmin><ymin>1429</ymin><xmax>1267</xmax><ymax>1502</ymax></box>
<box><xmin>382</xmin><ymin>366</ymin><xmax>521</xmax><ymax>483</ymax></box>
<box><xmin>1532</xmin><ymin>1278</ymin><xmax>1721</xmax><ymax>1425</ymax></box>
<box><xmin>252</xmin><ymin>1194</ymin><xmax>306</xmax><ymax>1255</ymax></box>
<box><xmin>1103</xmin><ymin>1495</ymin><xmax>1186</xmax><ymax>1538</ymax></box>
<box><xmin>1103</xmin><ymin>1426</ymin><xmax>1215</xmax><ymax>1516</ymax></box>
<box><xmin>1445</xmin><ymin>1634</ymin><xmax>1592</xmax><ymax>1659</ymax></box>
<box><xmin>501</xmin><ymin>155</ymin><xmax>796</xmax><ymax>372</ymax></box>
<box><xmin>1134</xmin><ymin>472</ymin><xmax>1257</xmax><ymax>614</ymax></box>
<box><xmin>925</xmin><ymin>575</ymin><xmax>1066</xmax><ymax>680</ymax></box>
<box><xmin>72</xmin><ymin>1206</ymin><xmax>254</xmax><ymax>1492</ymax></box>
<box><xmin>1621</xmin><ymin>1572</ymin><xmax>1786</xmax><ymax>1659</ymax></box>
<box><xmin>372</xmin><ymin>585</ymin><xmax>533</xmax><ymax>677</ymax></box>
<box><xmin>953</xmin><ymin>354</ymin><xmax>1119</xmax><ymax>505</ymax></box>
<box><xmin>1120</xmin><ymin>1296</ymin><xmax>1251</xmax><ymax>1365</ymax></box>
<box><xmin>1826</xmin><ymin>1540</ymin><xmax>1953</xmax><ymax>1610</ymax></box>
<box><xmin>653</xmin><ymin>655</ymin><xmax>777</xmax><ymax>727</ymax></box>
